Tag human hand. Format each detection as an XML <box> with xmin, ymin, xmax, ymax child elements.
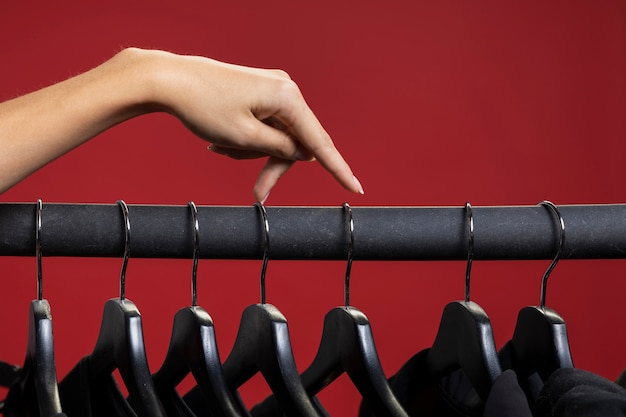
<box><xmin>146</xmin><ymin>50</ymin><xmax>364</xmax><ymax>202</ymax></box>
<box><xmin>0</xmin><ymin>48</ymin><xmax>363</xmax><ymax>199</ymax></box>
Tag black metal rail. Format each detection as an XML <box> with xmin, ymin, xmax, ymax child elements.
<box><xmin>0</xmin><ymin>203</ymin><xmax>625</xmax><ymax>260</ymax></box>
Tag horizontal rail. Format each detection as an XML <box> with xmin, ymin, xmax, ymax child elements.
<box><xmin>0</xmin><ymin>203</ymin><xmax>625</xmax><ymax>260</ymax></box>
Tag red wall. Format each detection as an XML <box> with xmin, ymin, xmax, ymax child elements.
<box><xmin>1</xmin><ymin>1</ymin><xmax>625</xmax><ymax>415</ymax></box>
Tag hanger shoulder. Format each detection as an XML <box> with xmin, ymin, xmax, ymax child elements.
<box><xmin>26</xmin><ymin>299</ymin><xmax>63</xmax><ymax>416</ymax></box>
<box><xmin>300</xmin><ymin>307</ymin><xmax>372</xmax><ymax>392</ymax></box>
<box><xmin>510</xmin><ymin>306</ymin><xmax>574</xmax><ymax>379</ymax></box>
<box><xmin>153</xmin><ymin>306</ymin><xmax>243</xmax><ymax>417</ymax></box>
<box><xmin>88</xmin><ymin>298</ymin><xmax>166</xmax><ymax>417</ymax></box>
<box><xmin>89</xmin><ymin>298</ymin><xmax>141</xmax><ymax>375</ymax></box>
<box><xmin>427</xmin><ymin>301</ymin><xmax>502</xmax><ymax>401</ymax></box>
<box><xmin>154</xmin><ymin>307</ymin><xmax>215</xmax><ymax>387</ymax></box>
<box><xmin>223</xmin><ymin>303</ymin><xmax>319</xmax><ymax>417</ymax></box>
<box><xmin>222</xmin><ymin>304</ymin><xmax>287</xmax><ymax>388</ymax></box>
<box><xmin>300</xmin><ymin>307</ymin><xmax>407</xmax><ymax>417</ymax></box>
<box><xmin>338</xmin><ymin>307</ymin><xmax>408</xmax><ymax>417</ymax></box>
<box><xmin>299</xmin><ymin>308</ymin><xmax>346</xmax><ymax>393</ymax></box>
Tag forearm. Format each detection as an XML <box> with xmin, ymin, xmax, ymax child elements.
<box><xmin>0</xmin><ymin>48</ymin><xmax>158</xmax><ymax>193</ymax></box>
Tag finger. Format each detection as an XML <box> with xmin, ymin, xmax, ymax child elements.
<box><xmin>253</xmin><ymin>156</ymin><xmax>296</xmax><ymax>203</ymax></box>
<box><xmin>208</xmin><ymin>144</ymin><xmax>267</xmax><ymax>160</ymax></box>
<box><xmin>241</xmin><ymin>117</ymin><xmax>314</xmax><ymax>162</ymax></box>
<box><xmin>274</xmin><ymin>100</ymin><xmax>364</xmax><ymax>195</ymax></box>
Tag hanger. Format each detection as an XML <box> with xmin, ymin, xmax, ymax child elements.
<box><xmin>286</xmin><ymin>202</ymin><xmax>407</xmax><ymax>417</ymax></box>
<box><xmin>507</xmin><ymin>200</ymin><xmax>574</xmax><ymax>381</ymax></box>
<box><xmin>219</xmin><ymin>202</ymin><xmax>321</xmax><ymax>417</ymax></box>
<box><xmin>426</xmin><ymin>202</ymin><xmax>502</xmax><ymax>402</ymax></box>
<box><xmin>152</xmin><ymin>201</ymin><xmax>244</xmax><ymax>417</ymax></box>
<box><xmin>3</xmin><ymin>199</ymin><xmax>63</xmax><ymax>417</ymax></box>
<box><xmin>251</xmin><ymin>203</ymin><xmax>408</xmax><ymax>417</ymax></box>
<box><xmin>86</xmin><ymin>200</ymin><xmax>166</xmax><ymax>417</ymax></box>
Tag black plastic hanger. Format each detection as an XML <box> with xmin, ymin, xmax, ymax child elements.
<box><xmin>507</xmin><ymin>201</ymin><xmax>574</xmax><ymax>381</ymax></box>
<box><xmin>426</xmin><ymin>202</ymin><xmax>502</xmax><ymax>403</ymax></box>
<box><xmin>152</xmin><ymin>202</ymin><xmax>244</xmax><ymax>417</ymax></box>
<box><xmin>85</xmin><ymin>200</ymin><xmax>166</xmax><ymax>417</ymax></box>
<box><xmin>251</xmin><ymin>203</ymin><xmax>407</xmax><ymax>417</ymax></box>
<box><xmin>3</xmin><ymin>199</ymin><xmax>63</xmax><ymax>417</ymax></box>
<box><xmin>219</xmin><ymin>202</ymin><xmax>320</xmax><ymax>417</ymax></box>
<box><xmin>290</xmin><ymin>203</ymin><xmax>407</xmax><ymax>417</ymax></box>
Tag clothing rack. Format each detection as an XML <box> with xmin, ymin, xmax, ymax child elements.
<box><xmin>1</xmin><ymin>203</ymin><xmax>625</xmax><ymax>261</ymax></box>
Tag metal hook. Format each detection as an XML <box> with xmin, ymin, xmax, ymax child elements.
<box><xmin>343</xmin><ymin>202</ymin><xmax>354</xmax><ymax>307</ymax></box>
<box><xmin>188</xmin><ymin>201</ymin><xmax>200</xmax><ymax>307</ymax></box>
<box><xmin>117</xmin><ymin>200</ymin><xmax>131</xmax><ymax>301</ymax></box>
<box><xmin>538</xmin><ymin>200</ymin><xmax>565</xmax><ymax>309</ymax></box>
<box><xmin>254</xmin><ymin>202</ymin><xmax>270</xmax><ymax>304</ymax></box>
<box><xmin>465</xmin><ymin>202</ymin><xmax>474</xmax><ymax>303</ymax></box>
<box><xmin>35</xmin><ymin>199</ymin><xmax>43</xmax><ymax>301</ymax></box>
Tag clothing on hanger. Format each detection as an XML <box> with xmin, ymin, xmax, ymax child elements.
<box><xmin>358</xmin><ymin>349</ymin><xmax>532</xmax><ymax>417</ymax></box>
<box><xmin>533</xmin><ymin>368</ymin><xmax>626</xmax><ymax>417</ymax></box>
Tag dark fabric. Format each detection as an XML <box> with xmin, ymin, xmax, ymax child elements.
<box><xmin>483</xmin><ymin>369</ymin><xmax>533</xmax><ymax>417</ymax></box>
<box><xmin>616</xmin><ymin>368</ymin><xmax>626</xmax><ymax>390</ymax></box>
<box><xmin>183</xmin><ymin>385</ymin><xmax>251</xmax><ymax>417</ymax></box>
<box><xmin>3</xmin><ymin>375</ymin><xmax>30</xmax><ymax>417</ymax></box>
<box><xmin>533</xmin><ymin>368</ymin><xmax>626</xmax><ymax>417</ymax></box>
<box><xmin>0</xmin><ymin>362</ymin><xmax>20</xmax><ymax>388</ymax></box>
<box><xmin>358</xmin><ymin>349</ymin><xmax>532</xmax><ymax>417</ymax></box>
<box><xmin>2</xmin><ymin>371</ymin><xmax>69</xmax><ymax>417</ymax></box>
<box><xmin>248</xmin><ymin>393</ymin><xmax>331</xmax><ymax>417</ymax></box>
<box><xmin>184</xmin><ymin>384</ymin><xmax>331</xmax><ymax>417</ymax></box>
<box><xmin>58</xmin><ymin>357</ymin><xmax>137</xmax><ymax>417</ymax></box>
<box><xmin>154</xmin><ymin>389</ymin><xmax>196</xmax><ymax>417</ymax></box>
<box><xmin>498</xmin><ymin>340</ymin><xmax>545</xmax><ymax>408</ymax></box>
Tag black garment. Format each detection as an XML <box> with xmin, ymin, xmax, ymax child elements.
<box><xmin>184</xmin><ymin>385</ymin><xmax>331</xmax><ymax>417</ymax></box>
<box><xmin>498</xmin><ymin>340</ymin><xmax>545</xmax><ymax>408</ymax></box>
<box><xmin>248</xmin><ymin>393</ymin><xmax>331</xmax><ymax>417</ymax></box>
<box><xmin>154</xmin><ymin>389</ymin><xmax>197</xmax><ymax>417</ymax></box>
<box><xmin>183</xmin><ymin>386</ymin><xmax>251</xmax><ymax>417</ymax></box>
<box><xmin>533</xmin><ymin>368</ymin><xmax>626</xmax><ymax>417</ymax></box>
<box><xmin>616</xmin><ymin>368</ymin><xmax>626</xmax><ymax>390</ymax></box>
<box><xmin>58</xmin><ymin>357</ymin><xmax>137</xmax><ymax>417</ymax></box>
<box><xmin>0</xmin><ymin>362</ymin><xmax>20</xmax><ymax>389</ymax></box>
<box><xmin>3</xmin><ymin>378</ymin><xmax>69</xmax><ymax>417</ymax></box>
<box><xmin>358</xmin><ymin>349</ymin><xmax>532</xmax><ymax>417</ymax></box>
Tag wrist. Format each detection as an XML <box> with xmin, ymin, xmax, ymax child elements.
<box><xmin>107</xmin><ymin>47</ymin><xmax>168</xmax><ymax>115</ymax></box>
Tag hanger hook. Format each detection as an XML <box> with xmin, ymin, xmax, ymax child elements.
<box><xmin>465</xmin><ymin>202</ymin><xmax>474</xmax><ymax>303</ymax></box>
<box><xmin>343</xmin><ymin>202</ymin><xmax>354</xmax><ymax>307</ymax></box>
<box><xmin>188</xmin><ymin>201</ymin><xmax>200</xmax><ymax>307</ymax></box>
<box><xmin>538</xmin><ymin>200</ymin><xmax>565</xmax><ymax>309</ymax></box>
<box><xmin>35</xmin><ymin>198</ymin><xmax>43</xmax><ymax>301</ymax></box>
<box><xmin>254</xmin><ymin>202</ymin><xmax>270</xmax><ymax>304</ymax></box>
<box><xmin>117</xmin><ymin>200</ymin><xmax>131</xmax><ymax>301</ymax></box>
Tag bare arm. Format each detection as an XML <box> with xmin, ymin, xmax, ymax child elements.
<box><xmin>0</xmin><ymin>48</ymin><xmax>363</xmax><ymax>201</ymax></box>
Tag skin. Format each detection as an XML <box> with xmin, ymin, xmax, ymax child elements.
<box><xmin>0</xmin><ymin>47</ymin><xmax>364</xmax><ymax>202</ymax></box>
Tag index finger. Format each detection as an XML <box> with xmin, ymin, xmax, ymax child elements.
<box><xmin>276</xmin><ymin>92</ymin><xmax>364</xmax><ymax>195</ymax></box>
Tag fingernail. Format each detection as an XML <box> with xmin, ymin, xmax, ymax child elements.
<box><xmin>260</xmin><ymin>191</ymin><xmax>271</xmax><ymax>205</ymax></box>
<box><xmin>353</xmin><ymin>175</ymin><xmax>365</xmax><ymax>195</ymax></box>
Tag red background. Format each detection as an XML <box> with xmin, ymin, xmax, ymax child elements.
<box><xmin>1</xmin><ymin>1</ymin><xmax>625</xmax><ymax>415</ymax></box>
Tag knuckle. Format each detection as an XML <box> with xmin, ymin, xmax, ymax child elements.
<box><xmin>270</xmin><ymin>69</ymin><xmax>292</xmax><ymax>80</ymax></box>
<box><xmin>275</xmin><ymin>78</ymin><xmax>302</xmax><ymax>103</ymax></box>
<box><xmin>237</xmin><ymin>120</ymin><xmax>262</xmax><ymax>145</ymax></box>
